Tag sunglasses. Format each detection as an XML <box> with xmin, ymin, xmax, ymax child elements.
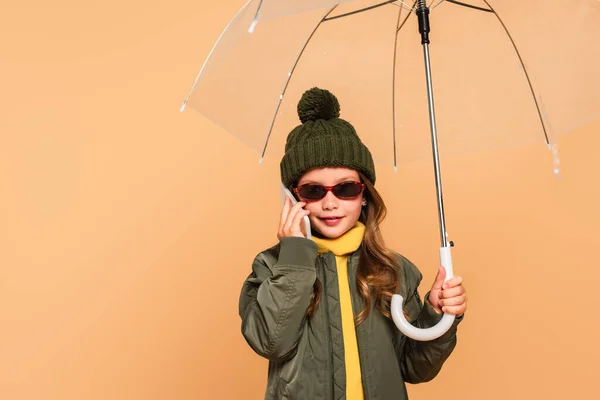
<box><xmin>294</xmin><ymin>181</ymin><xmax>365</xmax><ymax>201</ymax></box>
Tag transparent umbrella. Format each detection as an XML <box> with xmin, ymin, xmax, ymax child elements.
<box><xmin>181</xmin><ymin>0</ymin><xmax>600</xmax><ymax>340</ymax></box>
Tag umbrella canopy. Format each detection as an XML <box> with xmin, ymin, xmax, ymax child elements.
<box><xmin>182</xmin><ymin>0</ymin><xmax>599</xmax><ymax>169</ymax></box>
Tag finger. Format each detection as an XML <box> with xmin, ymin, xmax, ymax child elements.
<box><xmin>279</xmin><ymin>196</ymin><xmax>291</xmax><ymax>228</ymax></box>
<box><xmin>428</xmin><ymin>295</ymin><xmax>442</xmax><ymax>310</ymax></box>
<box><xmin>439</xmin><ymin>285</ymin><xmax>465</xmax><ymax>299</ymax></box>
<box><xmin>283</xmin><ymin>202</ymin><xmax>306</xmax><ymax>233</ymax></box>
<box><xmin>432</xmin><ymin>266</ymin><xmax>446</xmax><ymax>290</ymax></box>
<box><xmin>291</xmin><ymin>209</ymin><xmax>310</xmax><ymax>236</ymax></box>
<box><xmin>278</xmin><ymin>197</ymin><xmax>291</xmax><ymax>238</ymax></box>
<box><xmin>427</xmin><ymin>292</ymin><xmax>442</xmax><ymax>310</ymax></box>
<box><xmin>440</xmin><ymin>294</ymin><xmax>467</xmax><ymax>307</ymax></box>
<box><xmin>441</xmin><ymin>304</ymin><xmax>467</xmax><ymax>316</ymax></box>
<box><xmin>442</xmin><ymin>276</ymin><xmax>463</xmax><ymax>290</ymax></box>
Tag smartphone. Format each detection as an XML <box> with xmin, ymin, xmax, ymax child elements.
<box><xmin>280</xmin><ymin>182</ymin><xmax>312</xmax><ymax>239</ymax></box>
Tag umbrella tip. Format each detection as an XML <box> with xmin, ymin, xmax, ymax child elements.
<box><xmin>548</xmin><ymin>143</ymin><xmax>561</xmax><ymax>178</ymax></box>
<box><xmin>259</xmin><ymin>157</ymin><xmax>264</xmax><ymax>164</ymax></box>
<box><xmin>180</xmin><ymin>101</ymin><xmax>187</xmax><ymax>112</ymax></box>
<box><xmin>394</xmin><ymin>165</ymin><xmax>398</xmax><ymax>173</ymax></box>
<box><xmin>248</xmin><ymin>20</ymin><xmax>258</xmax><ymax>34</ymax></box>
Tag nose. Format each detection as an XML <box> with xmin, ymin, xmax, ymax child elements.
<box><xmin>321</xmin><ymin>191</ymin><xmax>339</xmax><ymax>211</ymax></box>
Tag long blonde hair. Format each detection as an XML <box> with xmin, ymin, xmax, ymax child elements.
<box><xmin>306</xmin><ymin>172</ymin><xmax>401</xmax><ymax>325</ymax></box>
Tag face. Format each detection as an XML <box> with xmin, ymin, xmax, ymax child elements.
<box><xmin>296</xmin><ymin>167</ymin><xmax>365</xmax><ymax>239</ymax></box>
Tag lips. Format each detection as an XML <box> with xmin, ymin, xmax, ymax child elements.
<box><xmin>319</xmin><ymin>216</ymin><xmax>344</xmax><ymax>226</ymax></box>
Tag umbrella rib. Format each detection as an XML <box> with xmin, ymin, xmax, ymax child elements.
<box><xmin>252</xmin><ymin>0</ymin><xmax>264</xmax><ymax>21</ymax></box>
<box><xmin>446</xmin><ymin>0</ymin><xmax>492</xmax><ymax>13</ymax></box>
<box><xmin>429</xmin><ymin>0</ymin><xmax>445</xmax><ymax>11</ymax></box>
<box><xmin>392</xmin><ymin>1</ymin><xmax>419</xmax><ymax>169</ymax></box>
<box><xmin>248</xmin><ymin>0</ymin><xmax>265</xmax><ymax>32</ymax></box>
<box><xmin>482</xmin><ymin>0</ymin><xmax>550</xmax><ymax>145</ymax></box>
<box><xmin>393</xmin><ymin>1</ymin><xmax>418</xmax><ymax>12</ymax></box>
<box><xmin>324</xmin><ymin>0</ymin><xmax>401</xmax><ymax>22</ymax></box>
<box><xmin>259</xmin><ymin>6</ymin><xmax>339</xmax><ymax>161</ymax></box>
<box><xmin>392</xmin><ymin>1</ymin><xmax>418</xmax><ymax>167</ymax></box>
<box><xmin>396</xmin><ymin>1</ymin><xmax>417</xmax><ymax>32</ymax></box>
<box><xmin>392</xmin><ymin>5</ymin><xmax>404</xmax><ymax>170</ymax></box>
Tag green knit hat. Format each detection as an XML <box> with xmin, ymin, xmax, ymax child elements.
<box><xmin>280</xmin><ymin>87</ymin><xmax>376</xmax><ymax>189</ymax></box>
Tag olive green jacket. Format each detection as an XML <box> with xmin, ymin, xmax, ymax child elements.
<box><xmin>239</xmin><ymin>237</ymin><xmax>462</xmax><ymax>399</ymax></box>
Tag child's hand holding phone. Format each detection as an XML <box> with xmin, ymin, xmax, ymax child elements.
<box><xmin>278</xmin><ymin>183</ymin><xmax>312</xmax><ymax>239</ymax></box>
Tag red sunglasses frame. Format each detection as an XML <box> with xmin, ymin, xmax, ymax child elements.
<box><xmin>293</xmin><ymin>181</ymin><xmax>366</xmax><ymax>201</ymax></box>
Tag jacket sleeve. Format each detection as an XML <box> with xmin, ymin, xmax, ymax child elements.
<box><xmin>394</xmin><ymin>257</ymin><xmax>463</xmax><ymax>384</ymax></box>
<box><xmin>238</xmin><ymin>237</ymin><xmax>318</xmax><ymax>362</ymax></box>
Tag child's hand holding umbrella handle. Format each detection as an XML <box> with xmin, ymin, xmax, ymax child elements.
<box><xmin>428</xmin><ymin>266</ymin><xmax>467</xmax><ymax>317</ymax></box>
<box><xmin>391</xmin><ymin>247</ymin><xmax>456</xmax><ymax>341</ymax></box>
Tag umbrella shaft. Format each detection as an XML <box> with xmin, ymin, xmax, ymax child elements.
<box><xmin>422</xmin><ymin>42</ymin><xmax>449</xmax><ymax>248</ymax></box>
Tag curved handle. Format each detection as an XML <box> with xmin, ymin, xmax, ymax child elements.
<box><xmin>391</xmin><ymin>246</ymin><xmax>455</xmax><ymax>341</ymax></box>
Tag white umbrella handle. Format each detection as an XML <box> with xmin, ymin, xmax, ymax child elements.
<box><xmin>391</xmin><ymin>246</ymin><xmax>455</xmax><ymax>341</ymax></box>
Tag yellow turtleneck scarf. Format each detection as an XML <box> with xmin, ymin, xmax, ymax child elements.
<box><xmin>312</xmin><ymin>222</ymin><xmax>365</xmax><ymax>400</ymax></box>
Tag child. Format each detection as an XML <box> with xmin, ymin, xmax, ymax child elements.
<box><xmin>239</xmin><ymin>87</ymin><xmax>467</xmax><ymax>400</ymax></box>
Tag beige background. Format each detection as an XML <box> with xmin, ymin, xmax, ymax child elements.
<box><xmin>1</xmin><ymin>1</ymin><xmax>599</xmax><ymax>399</ymax></box>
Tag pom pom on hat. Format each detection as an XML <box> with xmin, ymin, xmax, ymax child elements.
<box><xmin>297</xmin><ymin>87</ymin><xmax>341</xmax><ymax>123</ymax></box>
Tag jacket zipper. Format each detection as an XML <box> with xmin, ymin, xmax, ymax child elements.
<box><xmin>320</xmin><ymin>254</ymin><xmax>335</xmax><ymax>400</ymax></box>
<box><xmin>349</xmin><ymin>252</ymin><xmax>370</xmax><ymax>400</ymax></box>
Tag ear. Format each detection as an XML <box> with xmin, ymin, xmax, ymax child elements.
<box><xmin>362</xmin><ymin>200</ymin><xmax>367</xmax><ymax>206</ymax></box>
